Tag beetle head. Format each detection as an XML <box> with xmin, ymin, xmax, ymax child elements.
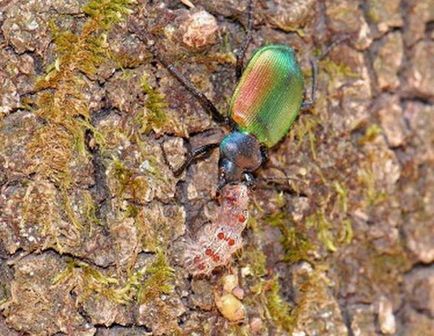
<box><xmin>217</xmin><ymin>157</ymin><xmax>242</xmax><ymax>190</ymax></box>
<box><xmin>218</xmin><ymin>131</ymin><xmax>264</xmax><ymax>190</ymax></box>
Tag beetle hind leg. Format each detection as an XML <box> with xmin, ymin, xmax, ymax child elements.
<box><xmin>301</xmin><ymin>58</ymin><xmax>318</xmax><ymax>111</ymax></box>
<box><xmin>235</xmin><ymin>0</ymin><xmax>254</xmax><ymax>79</ymax></box>
<box><xmin>301</xmin><ymin>35</ymin><xmax>350</xmax><ymax>111</ymax></box>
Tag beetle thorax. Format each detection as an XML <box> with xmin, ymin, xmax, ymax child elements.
<box><xmin>218</xmin><ymin>131</ymin><xmax>263</xmax><ymax>186</ymax></box>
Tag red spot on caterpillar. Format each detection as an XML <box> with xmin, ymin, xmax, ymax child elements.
<box><xmin>183</xmin><ymin>184</ymin><xmax>250</xmax><ymax>275</ymax></box>
<box><xmin>225</xmin><ymin>195</ymin><xmax>237</xmax><ymax>205</ymax></box>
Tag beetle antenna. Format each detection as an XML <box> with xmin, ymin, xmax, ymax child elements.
<box><xmin>128</xmin><ymin>20</ymin><xmax>228</xmax><ymax>125</ymax></box>
<box><xmin>257</xmin><ymin>176</ymin><xmax>308</xmax><ymax>186</ymax></box>
<box><xmin>236</xmin><ymin>0</ymin><xmax>254</xmax><ymax>79</ymax></box>
<box><xmin>254</xmin><ymin>177</ymin><xmax>308</xmax><ymax>197</ymax></box>
<box><xmin>317</xmin><ymin>34</ymin><xmax>351</xmax><ymax>61</ymax></box>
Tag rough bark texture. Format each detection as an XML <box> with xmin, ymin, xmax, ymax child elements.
<box><xmin>0</xmin><ymin>0</ymin><xmax>433</xmax><ymax>335</ymax></box>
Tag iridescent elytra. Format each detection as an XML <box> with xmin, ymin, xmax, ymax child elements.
<box><xmin>230</xmin><ymin>45</ymin><xmax>304</xmax><ymax>148</ymax></box>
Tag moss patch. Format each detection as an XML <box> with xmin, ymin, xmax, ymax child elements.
<box><xmin>138</xmin><ymin>74</ymin><xmax>169</xmax><ymax>134</ymax></box>
<box><xmin>137</xmin><ymin>249</ymin><xmax>175</xmax><ymax>304</ymax></box>
<box><xmin>52</xmin><ymin>249</ymin><xmax>175</xmax><ymax>305</ymax></box>
<box><xmin>265</xmin><ymin>211</ymin><xmax>313</xmax><ymax>263</ymax></box>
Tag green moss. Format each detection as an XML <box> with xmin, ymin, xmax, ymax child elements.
<box><xmin>77</xmin><ymin>117</ymin><xmax>106</xmax><ymax>150</ymax></box>
<box><xmin>240</xmin><ymin>245</ymin><xmax>267</xmax><ymax>278</ymax></box>
<box><xmin>82</xmin><ymin>0</ymin><xmax>135</xmax><ymax>30</ymax></box>
<box><xmin>112</xmin><ymin>158</ymin><xmax>134</xmax><ymax>196</ymax></box>
<box><xmin>265</xmin><ymin>212</ymin><xmax>312</xmax><ymax>263</ymax></box>
<box><xmin>29</xmin><ymin>0</ymin><xmax>134</xmax><ymax>190</ymax></box>
<box><xmin>305</xmin><ymin>211</ymin><xmax>337</xmax><ymax>252</ymax></box>
<box><xmin>112</xmin><ymin>50</ymin><xmax>144</xmax><ymax>69</ymax></box>
<box><xmin>20</xmin><ymin>181</ymin><xmax>66</xmax><ymax>252</ymax></box>
<box><xmin>82</xmin><ymin>191</ymin><xmax>101</xmax><ymax>232</ymax></box>
<box><xmin>138</xmin><ymin>74</ymin><xmax>169</xmax><ymax>134</ymax></box>
<box><xmin>140</xmin><ymin>153</ymin><xmax>167</xmax><ymax>183</ymax></box>
<box><xmin>321</xmin><ymin>59</ymin><xmax>359</xmax><ymax>92</ymax></box>
<box><xmin>124</xmin><ymin>203</ymin><xmax>140</xmax><ymax>218</ymax></box>
<box><xmin>339</xmin><ymin>219</ymin><xmax>353</xmax><ymax>245</ymax></box>
<box><xmin>241</xmin><ymin>209</ymin><xmax>301</xmax><ymax>333</ymax></box>
<box><xmin>52</xmin><ymin>251</ymin><xmax>175</xmax><ymax>305</ymax></box>
<box><xmin>62</xmin><ymin>190</ymin><xmax>83</xmax><ymax>231</ymax></box>
<box><xmin>52</xmin><ymin>258</ymin><xmax>131</xmax><ymax>304</ymax></box>
<box><xmin>333</xmin><ymin>182</ymin><xmax>353</xmax><ymax>244</ymax></box>
<box><xmin>137</xmin><ymin>249</ymin><xmax>175</xmax><ymax>304</ymax></box>
<box><xmin>248</xmin><ymin>274</ymin><xmax>297</xmax><ymax>333</ymax></box>
<box><xmin>264</xmin><ymin>276</ymin><xmax>296</xmax><ymax>332</ymax></box>
<box><xmin>358</xmin><ymin>124</ymin><xmax>382</xmax><ymax>145</ymax></box>
<box><xmin>321</xmin><ymin>59</ymin><xmax>358</xmax><ymax>78</ymax></box>
<box><xmin>358</xmin><ymin>168</ymin><xmax>387</xmax><ymax>206</ymax></box>
<box><xmin>288</xmin><ymin>114</ymin><xmax>320</xmax><ymax>160</ymax></box>
<box><xmin>28</xmin><ymin>124</ymin><xmax>75</xmax><ymax>188</ymax></box>
<box><xmin>333</xmin><ymin>181</ymin><xmax>348</xmax><ymax>213</ymax></box>
<box><xmin>0</xmin><ymin>290</ymin><xmax>7</xmax><ymax>306</ymax></box>
<box><xmin>110</xmin><ymin>158</ymin><xmax>149</xmax><ymax>201</ymax></box>
<box><xmin>283</xmin><ymin>227</ymin><xmax>313</xmax><ymax>263</ymax></box>
<box><xmin>366</xmin><ymin>0</ymin><xmax>381</xmax><ymax>23</ymax></box>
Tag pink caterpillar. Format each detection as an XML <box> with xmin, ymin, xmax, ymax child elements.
<box><xmin>184</xmin><ymin>184</ymin><xmax>250</xmax><ymax>275</ymax></box>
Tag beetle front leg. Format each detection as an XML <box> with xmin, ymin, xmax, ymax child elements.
<box><xmin>243</xmin><ymin>172</ymin><xmax>256</xmax><ymax>188</ymax></box>
<box><xmin>174</xmin><ymin>142</ymin><xmax>220</xmax><ymax>176</ymax></box>
<box><xmin>260</xmin><ymin>145</ymin><xmax>268</xmax><ymax>165</ymax></box>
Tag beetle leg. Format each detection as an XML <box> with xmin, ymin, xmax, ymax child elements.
<box><xmin>301</xmin><ymin>35</ymin><xmax>350</xmax><ymax>111</ymax></box>
<box><xmin>243</xmin><ymin>172</ymin><xmax>256</xmax><ymax>188</ymax></box>
<box><xmin>235</xmin><ymin>0</ymin><xmax>254</xmax><ymax>79</ymax></box>
<box><xmin>259</xmin><ymin>145</ymin><xmax>268</xmax><ymax>165</ymax></box>
<box><xmin>317</xmin><ymin>35</ymin><xmax>351</xmax><ymax>61</ymax></box>
<box><xmin>174</xmin><ymin>142</ymin><xmax>220</xmax><ymax>176</ymax></box>
<box><xmin>301</xmin><ymin>58</ymin><xmax>318</xmax><ymax>111</ymax></box>
<box><xmin>256</xmin><ymin>179</ymin><xmax>307</xmax><ymax>197</ymax></box>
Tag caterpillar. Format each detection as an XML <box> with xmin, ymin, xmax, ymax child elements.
<box><xmin>184</xmin><ymin>184</ymin><xmax>250</xmax><ymax>275</ymax></box>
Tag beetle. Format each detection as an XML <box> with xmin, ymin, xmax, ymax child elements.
<box><xmin>129</xmin><ymin>1</ymin><xmax>316</xmax><ymax>190</ymax></box>
<box><xmin>215</xmin><ymin>44</ymin><xmax>308</xmax><ymax>189</ymax></box>
<box><xmin>165</xmin><ymin>43</ymin><xmax>315</xmax><ymax>190</ymax></box>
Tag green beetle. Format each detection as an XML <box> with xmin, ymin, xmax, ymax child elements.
<box><xmin>148</xmin><ymin>42</ymin><xmax>311</xmax><ymax>189</ymax></box>
<box><xmin>130</xmin><ymin>16</ymin><xmax>312</xmax><ymax>189</ymax></box>
<box><xmin>217</xmin><ymin>44</ymin><xmax>305</xmax><ymax>188</ymax></box>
